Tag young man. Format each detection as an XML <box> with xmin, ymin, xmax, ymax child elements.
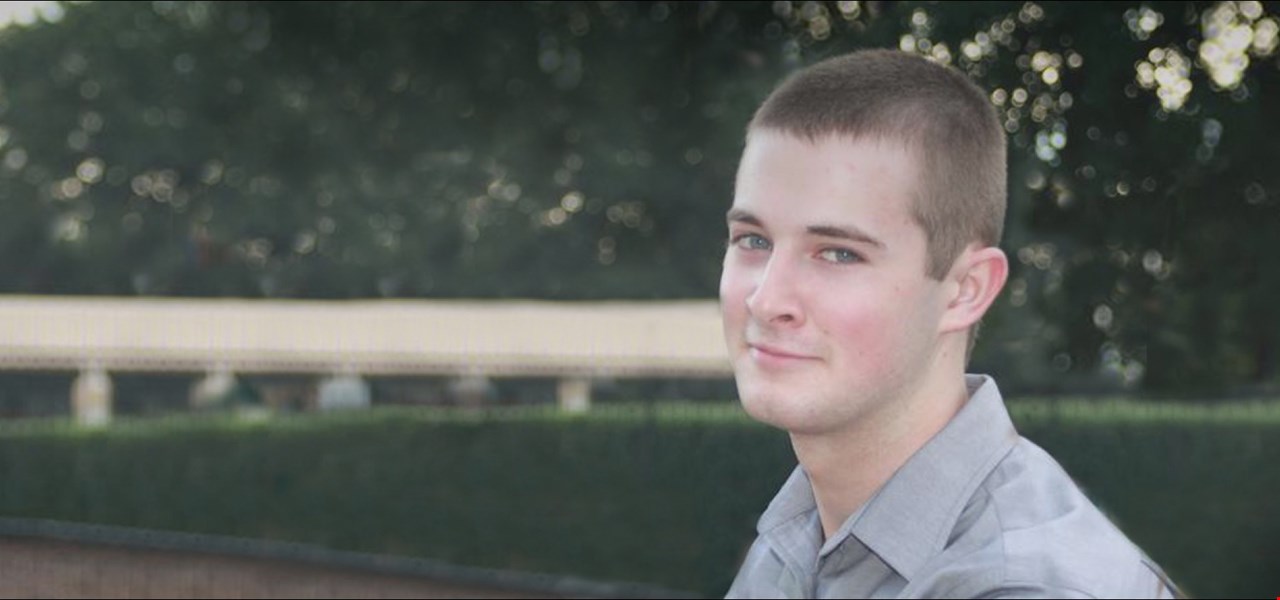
<box><xmin>720</xmin><ymin>49</ymin><xmax>1178</xmax><ymax>598</ymax></box>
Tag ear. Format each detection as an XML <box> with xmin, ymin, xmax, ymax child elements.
<box><xmin>938</xmin><ymin>245</ymin><xmax>1009</xmax><ymax>335</ymax></box>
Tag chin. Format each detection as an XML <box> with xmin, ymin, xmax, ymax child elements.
<box><xmin>736</xmin><ymin>372</ymin><xmax>866</xmax><ymax>436</ymax></box>
<box><xmin>734</xmin><ymin>373</ymin><xmax>776</xmax><ymax>417</ymax></box>
<box><xmin>736</xmin><ymin>381</ymin><xmax>822</xmax><ymax>434</ymax></box>
<box><xmin>736</xmin><ymin>388</ymin><xmax>776</xmax><ymax>425</ymax></box>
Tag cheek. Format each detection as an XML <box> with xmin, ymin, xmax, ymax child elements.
<box><xmin>719</xmin><ymin>258</ymin><xmax>756</xmax><ymax>308</ymax></box>
<box><xmin>815</xmin><ymin>291</ymin><xmax>901</xmax><ymax>370</ymax></box>
<box><xmin>719</xmin><ymin>264</ymin><xmax>750</xmax><ymax>340</ymax></box>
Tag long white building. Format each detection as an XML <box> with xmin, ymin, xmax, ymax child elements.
<box><xmin>0</xmin><ymin>296</ymin><xmax>732</xmax><ymax>421</ymax></box>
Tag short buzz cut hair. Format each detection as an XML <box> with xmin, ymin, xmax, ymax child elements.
<box><xmin>747</xmin><ymin>48</ymin><xmax>1007</xmax><ymax>281</ymax></box>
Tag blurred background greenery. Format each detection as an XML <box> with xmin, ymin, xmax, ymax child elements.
<box><xmin>0</xmin><ymin>0</ymin><xmax>1276</xmax><ymax>394</ymax></box>
<box><xmin>0</xmin><ymin>1</ymin><xmax>1277</xmax><ymax>597</ymax></box>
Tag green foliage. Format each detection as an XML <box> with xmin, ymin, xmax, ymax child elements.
<box><xmin>0</xmin><ymin>401</ymin><xmax>1276</xmax><ymax>597</ymax></box>
<box><xmin>0</xmin><ymin>2</ymin><xmax>1277</xmax><ymax>390</ymax></box>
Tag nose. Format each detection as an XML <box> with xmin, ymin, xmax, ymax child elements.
<box><xmin>745</xmin><ymin>255</ymin><xmax>804</xmax><ymax>327</ymax></box>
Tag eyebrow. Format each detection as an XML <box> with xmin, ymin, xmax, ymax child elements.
<box><xmin>726</xmin><ymin>208</ymin><xmax>886</xmax><ymax>250</ymax></box>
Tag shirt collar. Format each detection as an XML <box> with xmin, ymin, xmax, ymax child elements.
<box><xmin>755</xmin><ymin>374</ymin><xmax>1020</xmax><ymax>580</ymax></box>
<box><xmin>756</xmin><ymin>462</ymin><xmax>816</xmax><ymax>533</ymax></box>
<box><xmin>847</xmin><ymin>374</ymin><xmax>1019</xmax><ymax>577</ymax></box>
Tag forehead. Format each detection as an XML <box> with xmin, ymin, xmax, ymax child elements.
<box><xmin>732</xmin><ymin>130</ymin><xmax>924</xmax><ymax>241</ymax></box>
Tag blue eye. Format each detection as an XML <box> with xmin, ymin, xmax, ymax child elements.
<box><xmin>731</xmin><ymin>233</ymin><xmax>771</xmax><ymax>251</ymax></box>
<box><xmin>819</xmin><ymin>248</ymin><xmax>861</xmax><ymax>264</ymax></box>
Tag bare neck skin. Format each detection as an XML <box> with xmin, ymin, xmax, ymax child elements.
<box><xmin>792</xmin><ymin>340</ymin><xmax>969</xmax><ymax>541</ymax></box>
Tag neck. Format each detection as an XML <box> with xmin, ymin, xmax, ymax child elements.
<box><xmin>793</xmin><ymin>351</ymin><xmax>970</xmax><ymax>541</ymax></box>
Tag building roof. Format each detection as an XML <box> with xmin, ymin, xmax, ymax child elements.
<box><xmin>0</xmin><ymin>296</ymin><xmax>731</xmax><ymax>378</ymax></box>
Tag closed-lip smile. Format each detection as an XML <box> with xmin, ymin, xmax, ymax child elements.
<box><xmin>748</xmin><ymin>342</ymin><xmax>817</xmax><ymax>360</ymax></box>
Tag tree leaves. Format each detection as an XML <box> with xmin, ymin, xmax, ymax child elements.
<box><xmin>0</xmin><ymin>1</ymin><xmax>1276</xmax><ymax>393</ymax></box>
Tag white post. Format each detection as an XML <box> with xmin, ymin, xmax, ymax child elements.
<box><xmin>190</xmin><ymin>367</ymin><xmax>238</xmax><ymax>412</ymax></box>
<box><xmin>557</xmin><ymin>377</ymin><xmax>591</xmax><ymax>413</ymax></box>
<box><xmin>72</xmin><ymin>366</ymin><xmax>112</xmax><ymax>426</ymax></box>
<box><xmin>317</xmin><ymin>372</ymin><xmax>372</xmax><ymax>411</ymax></box>
<box><xmin>449</xmin><ymin>374</ymin><xmax>492</xmax><ymax>408</ymax></box>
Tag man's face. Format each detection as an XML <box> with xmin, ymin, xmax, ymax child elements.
<box><xmin>720</xmin><ymin>130</ymin><xmax>951</xmax><ymax>436</ymax></box>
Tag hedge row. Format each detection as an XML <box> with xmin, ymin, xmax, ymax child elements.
<box><xmin>0</xmin><ymin>400</ymin><xmax>1275</xmax><ymax>597</ymax></box>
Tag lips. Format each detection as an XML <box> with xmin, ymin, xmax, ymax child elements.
<box><xmin>747</xmin><ymin>342</ymin><xmax>818</xmax><ymax>361</ymax></box>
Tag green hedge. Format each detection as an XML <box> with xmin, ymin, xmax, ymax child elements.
<box><xmin>0</xmin><ymin>401</ymin><xmax>1275</xmax><ymax>597</ymax></box>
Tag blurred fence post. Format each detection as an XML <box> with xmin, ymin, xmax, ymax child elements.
<box><xmin>449</xmin><ymin>374</ymin><xmax>493</xmax><ymax>408</ymax></box>
<box><xmin>558</xmin><ymin>377</ymin><xmax>591</xmax><ymax>413</ymax></box>
<box><xmin>190</xmin><ymin>367</ymin><xmax>238</xmax><ymax>412</ymax></box>
<box><xmin>317</xmin><ymin>372</ymin><xmax>372</xmax><ymax>411</ymax></box>
<box><xmin>72</xmin><ymin>365</ymin><xmax>112</xmax><ymax>426</ymax></box>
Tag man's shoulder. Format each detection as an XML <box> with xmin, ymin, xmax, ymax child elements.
<box><xmin>911</xmin><ymin>437</ymin><xmax>1176</xmax><ymax>598</ymax></box>
<box><xmin>982</xmin><ymin>438</ymin><xmax>1134</xmax><ymax>553</ymax></box>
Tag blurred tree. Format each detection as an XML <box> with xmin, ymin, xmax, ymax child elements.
<box><xmin>0</xmin><ymin>1</ymin><xmax>1276</xmax><ymax>394</ymax></box>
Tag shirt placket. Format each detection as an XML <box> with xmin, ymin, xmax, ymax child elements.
<box><xmin>817</xmin><ymin>536</ymin><xmax>904</xmax><ymax>598</ymax></box>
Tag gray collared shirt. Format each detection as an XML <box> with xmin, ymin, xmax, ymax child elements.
<box><xmin>726</xmin><ymin>375</ymin><xmax>1179</xmax><ymax>599</ymax></box>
